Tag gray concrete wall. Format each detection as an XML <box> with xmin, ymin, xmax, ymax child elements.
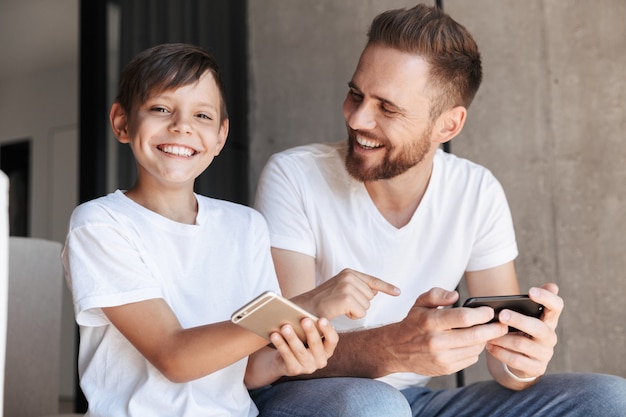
<box><xmin>248</xmin><ymin>0</ymin><xmax>626</xmax><ymax>387</ymax></box>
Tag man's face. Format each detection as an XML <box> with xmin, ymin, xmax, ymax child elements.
<box><xmin>342</xmin><ymin>44</ymin><xmax>437</xmax><ymax>182</ymax></box>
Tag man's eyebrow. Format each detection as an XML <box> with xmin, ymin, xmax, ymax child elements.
<box><xmin>347</xmin><ymin>81</ymin><xmax>361</xmax><ymax>92</ymax></box>
<box><xmin>347</xmin><ymin>81</ymin><xmax>405</xmax><ymax>113</ymax></box>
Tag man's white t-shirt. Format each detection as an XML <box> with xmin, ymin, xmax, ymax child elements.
<box><xmin>254</xmin><ymin>142</ymin><xmax>518</xmax><ymax>389</ymax></box>
<box><xmin>63</xmin><ymin>190</ymin><xmax>280</xmax><ymax>417</ymax></box>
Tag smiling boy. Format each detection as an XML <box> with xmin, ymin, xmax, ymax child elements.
<box><xmin>62</xmin><ymin>43</ymin><xmax>346</xmax><ymax>417</ymax></box>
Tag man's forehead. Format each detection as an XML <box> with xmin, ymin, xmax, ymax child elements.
<box><xmin>352</xmin><ymin>45</ymin><xmax>431</xmax><ymax>106</ymax></box>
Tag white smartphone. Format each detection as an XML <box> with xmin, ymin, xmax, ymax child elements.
<box><xmin>231</xmin><ymin>291</ymin><xmax>319</xmax><ymax>342</ymax></box>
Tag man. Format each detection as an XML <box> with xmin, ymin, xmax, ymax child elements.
<box><xmin>253</xmin><ymin>4</ymin><xmax>626</xmax><ymax>417</ymax></box>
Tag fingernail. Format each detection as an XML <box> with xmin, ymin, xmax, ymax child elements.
<box><xmin>529</xmin><ymin>287</ymin><xmax>539</xmax><ymax>297</ymax></box>
<box><xmin>500</xmin><ymin>310</ymin><xmax>511</xmax><ymax>321</ymax></box>
<box><xmin>445</xmin><ymin>290</ymin><xmax>457</xmax><ymax>300</ymax></box>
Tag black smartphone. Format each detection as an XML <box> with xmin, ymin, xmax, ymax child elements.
<box><xmin>463</xmin><ymin>295</ymin><xmax>544</xmax><ymax>331</ymax></box>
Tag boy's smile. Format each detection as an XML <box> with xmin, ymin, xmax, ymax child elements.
<box><xmin>158</xmin><ymin>144</ymin><xmax>197</xmax><ymax>158</ymax></box>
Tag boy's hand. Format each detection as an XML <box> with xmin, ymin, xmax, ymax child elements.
<box><xmin>270</xmin><ymin>317</ymin><xmax>338</xmax><ymax>376</ymax></box>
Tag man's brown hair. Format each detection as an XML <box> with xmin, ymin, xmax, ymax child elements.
<box><xmin>367</xmin><ymin>4</ymin><xmax>482</xmax><ymax>119</ymax></box>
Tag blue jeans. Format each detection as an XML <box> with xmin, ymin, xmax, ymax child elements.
<box><xmin>250</xmin><ymin>377</ymin><xmax>412</xmax><ymax>417</ymax></box>
<box><xmin>250</xmin><ymin>373</ymin><xmax>626</xmax><ymax>417</ymax></box>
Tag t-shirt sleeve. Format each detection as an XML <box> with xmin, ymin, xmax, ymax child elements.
<box><xmin>63</xmin><ymin>215</ymin><xmax>163</xmax><ymax>327</ymax></box>
<box><xmin>254</xmin><ymin>153</ymin><xmax>317</xmax><ymax>257</ymax></box>
<box><xmin>466</xmin><ymin>174</ymin><xmax>518</xmax><ymax>271</ymax></box>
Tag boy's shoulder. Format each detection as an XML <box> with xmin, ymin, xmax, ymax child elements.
<box><xmin>197</xmin><ymin>194</ymin><xmax>266</xmax><ymax>225</ymax></box>
<box><xmin>69</xmin><ymin>192</ymin><xmax>123</xmax><ymax>225</ymax></box>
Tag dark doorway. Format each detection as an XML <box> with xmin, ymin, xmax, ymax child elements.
<box><xmin>0</xmin><ymin>140</ymin><xmax>30</xmax><ymax>236</ymax></box>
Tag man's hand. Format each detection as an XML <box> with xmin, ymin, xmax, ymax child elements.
<box><xmin>292</xmin><ymin>268</ymin><xmax>401</xmax><ymax>320</ymax></box>
<box><xmin>485</xmin><ymin>283</ymin><xmax>562</xmax><ymax>385</ymax></box>
<box><xmin>382</xmin><ymin>287</ymin><xmax>509</xmax><ymax>376</ymax></box>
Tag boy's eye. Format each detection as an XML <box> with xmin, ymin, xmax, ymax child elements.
<box><xmin>151</xmin><ymin>106</ymin><xmax>169</xmax><ymax>113</ymax></box>
<box><xmin>197</xmin><ymin>113</ymin><xmax>212</xmax><ymax>120</ymax></box>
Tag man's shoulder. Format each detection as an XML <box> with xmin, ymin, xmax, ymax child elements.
<box><xmin>435</xmin><ymin>148</ymin><xmax>498</xmax><ymax>182</ymax></box>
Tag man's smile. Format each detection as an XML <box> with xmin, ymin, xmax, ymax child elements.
<box><xmin>356</xmin><ymin>136</ymin><xmax>384</xmax><ymax>150</ymax></box>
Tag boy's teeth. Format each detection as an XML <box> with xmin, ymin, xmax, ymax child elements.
<box><xmin>161</xmin><ymin>145</ymin><xmax>194</xmax><ymax>157</ymax></box>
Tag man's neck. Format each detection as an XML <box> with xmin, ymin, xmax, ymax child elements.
<box><xmin>364</xmin><ymin>159</ymin><xmax>434</xmax><ymax>229</ymax></box>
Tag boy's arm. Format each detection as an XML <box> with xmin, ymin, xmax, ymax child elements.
<box><xmin>103</xmin><ymin>298</ymin><xmax>268</xmax><ymax>383</ymax></box>
<box><xmin>104</xmin><ymin>297</ymin><xmax>340</xmax><ymax>385</ymax></box>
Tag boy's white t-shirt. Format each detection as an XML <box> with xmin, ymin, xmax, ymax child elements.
<box><xmin>254</xmin><ymin>142</ymin><xmax>518</xmax><ymax>389</ymax></box>
<box><xmin>63</xmin><ymin>190</ymin><xmax>280</xmax><ymax>417</ymax></box>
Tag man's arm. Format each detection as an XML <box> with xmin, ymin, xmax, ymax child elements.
<box><xmin>272</xmin><ymin>248</ymin><xmax>510</xmax><ymax>379</ymax></box>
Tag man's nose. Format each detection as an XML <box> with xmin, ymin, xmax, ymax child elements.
<box><xmin>345</xmin><ymin>101</ymin><xmax>376</xmax><ymax>131</ymax></box>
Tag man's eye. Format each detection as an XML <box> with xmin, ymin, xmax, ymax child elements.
<box><xmin>381</xmin><ymin>105</ymin><xmax>396</xmax><ymax>115</ymax></box>
<box><xmin>349</xmin><ymin>91</ymin><xmax>363</xmax><ymax>101</ymax></box>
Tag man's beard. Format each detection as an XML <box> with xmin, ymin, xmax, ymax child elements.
<box><xmin>344</xmin><ymin>126</ymin><xmax>433</xmax><ymax>182</ymax></box>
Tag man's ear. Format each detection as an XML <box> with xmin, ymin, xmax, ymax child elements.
<box><xmin>214</xmin><ymin>118</ymin><xmax>230</xmax><ymax>156</ymax></box>
<box><xmin>433</xmin><ymin>106</ymin><xmax>467</xmax><ymax>145</ymax></box>
<box><xmin>110</xmin><ymin>102</ymin><xmax>130</xmax><ymax>144</ymax></box>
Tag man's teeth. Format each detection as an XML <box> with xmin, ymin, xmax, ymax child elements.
<box><xmin>356</xmin><ymin>137</ymin><xmax>383</xmax><ymax>150</ymax></box>
<box><xmin>161</xmin><ymin>145</ymin><xmax>194</xmax><ymax>157</ymax></box>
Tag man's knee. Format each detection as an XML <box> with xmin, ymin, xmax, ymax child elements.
<box><xmin>536</xmin><ymin>373</ymin><xmax>626</xmax><ymax>415</ymax></box>
<box><xmin>332</xmin><ymin>378</ymin><xmax>411</xmax><ymax>417</ymax></box>
<box><xmin>251</xmin><ymin>378</ymin><xmax>411</xmax><ymax>417</ymax></box>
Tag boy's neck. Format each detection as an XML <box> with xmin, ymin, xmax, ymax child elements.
<box><xmin>125</xmin><ymin>186</ymin><xmax>198</xmax><ymax>225</ymax></box>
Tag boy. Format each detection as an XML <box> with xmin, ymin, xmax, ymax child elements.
<box><xmin>62</xmin><ymin>43</ymin><xmax>398</xmax><ymax>416</ymax></box>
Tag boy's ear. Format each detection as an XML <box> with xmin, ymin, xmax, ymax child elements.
<box><xmin>110</xmin><ymin>102</ymin><xmax>130</xmax><ymax>144</ymax></box>
<box><xmin>214</xmin><ymin>118</ymin><xmax>230</xmax><ymax>156</ymax></box>
<box><xmin>432</xmin><ymin>106</ymin><xmax>467</xmax><ymax>145</ymax></box>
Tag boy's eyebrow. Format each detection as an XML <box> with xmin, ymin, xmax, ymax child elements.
<box><xmin>347</xmin><ymin>81</ymin><xmax>405</xmax><ymax>113</ymax></box>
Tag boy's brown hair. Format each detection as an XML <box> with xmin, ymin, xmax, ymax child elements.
<box><xmin>116</xmin><ymin>43</ymin><xmax>228</xmax><ymax>121</ymax></box>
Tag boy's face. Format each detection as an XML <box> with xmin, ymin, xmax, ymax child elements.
<box><xmin>111</xmin><ymin>71</ymin><xmax>228</xmax><ymax>191</ymax></box>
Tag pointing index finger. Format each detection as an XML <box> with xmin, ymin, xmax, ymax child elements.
<box><xmin>354</xmin><ymin>271</ymin><xmax>401</xmax><ymax>297</ymax></box>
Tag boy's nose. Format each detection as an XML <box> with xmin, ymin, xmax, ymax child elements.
<box><xmin>170</xmin><ymin>114</ymin><xmax>193</xmax><ymax>134</ymax></box>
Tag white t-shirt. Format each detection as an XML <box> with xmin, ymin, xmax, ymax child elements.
<box><xmin>254</xmin><ymin>142</ymin><xmax>518</xmax><ymax>389</ymax></box>
<box><xmin>63</xmin><ymin>190</ymin><xmax>280</xmax><ymax>417</ymax></box>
